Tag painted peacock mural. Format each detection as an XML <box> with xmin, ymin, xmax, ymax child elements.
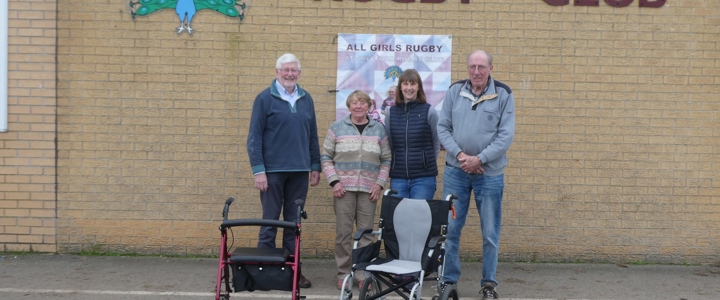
<box><xmin>129</xmin><ymin>0</ymin><xmax>247</xmax><ymax>35</ymax></box>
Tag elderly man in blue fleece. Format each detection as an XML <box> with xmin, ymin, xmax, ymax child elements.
<box><xmin>437</xmin><ymin>50</ymin><xmax>515</xmax><ymax>300</ymax></box>
<box><xmin>246</xmin><ymin>53</ymin><xmax>320</xmax><ymax>289</ymax></box>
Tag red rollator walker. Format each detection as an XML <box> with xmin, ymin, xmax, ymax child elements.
<box><xmin>215</xmin><ymin>197</ymin><xmax>307</xmax><ymax>300</ymax></box>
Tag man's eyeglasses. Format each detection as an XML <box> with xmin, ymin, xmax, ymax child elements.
<box><xmin>278</xmin><ymin>68</ymin><xmax>300</xmax><ymax>75</ymax></box>
<box><xmin>467</xmin><ymin>65</ymin><xmax>490</xmax><ymax>72</ymax></box>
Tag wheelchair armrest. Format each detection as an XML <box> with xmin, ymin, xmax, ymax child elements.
<box><xmin>427</xmin><ymin>236</ymin><xmax>446</xmax><ymax>248</ymax></box>
<box><xmin>221</xmin><ymin>219</ymin><xmax>298</xmax><ymax>230</ymax></box>
<box><xmin>352</xmin><ymin>228</ymin><xmax>376</xmax><ymax>240</ymax></box>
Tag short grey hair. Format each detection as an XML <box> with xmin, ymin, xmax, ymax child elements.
<box><xmin>345</xmin><ymin>90</ymin><xmax>373</xmax><ymax>108</ymax></box>
<box><xmin>276</xmin><ymin>53</ymin><xmax>301</xmax><ymax>70</ymax></box>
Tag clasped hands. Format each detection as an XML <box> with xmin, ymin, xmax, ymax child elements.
<box><xmin>457</xmin><ymin>152</ymin><xmax>484</xmax><ymax>175</ymax></box>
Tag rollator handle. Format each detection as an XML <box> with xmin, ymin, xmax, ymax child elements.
<box><xmin>222</xmin><ymin>197</ymin><xmax>235</xmax><ymax>220</ymax></box>
<box><xmin>295</xmin><ymin>199</ymin><xmax>307</xmax><ymax>220</ymax></box>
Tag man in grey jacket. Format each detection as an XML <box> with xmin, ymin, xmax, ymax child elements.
<box><xmin>437</xmin><ymin>50</ymin><xmax>515</xmax><ymax>300</ymax></box>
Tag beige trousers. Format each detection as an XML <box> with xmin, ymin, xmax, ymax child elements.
<box><xmin>334</xmin><ymin>191</ymin><xmax>377</xmax><ymax>281</ymax></box>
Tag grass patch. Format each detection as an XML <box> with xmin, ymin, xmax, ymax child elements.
<box><xmin>626</xmin><ymin>260</ymin><xmax>654</xmax><ymax>266</ymax></box>
<box><xmin>76</xmin><ymin>251</ymin><xmax>219</xmax><ymax>258</ymax></box>
<box><xmin>0</xmin><ymin>251</ymin><xmax>32</xmax><ymax>256</ymax></box>
<box><xmin>1</xmin><ymin>244</ymin><xmax>42</xmax><ymax>255</ymax></box>
<box><xmin>77</xmin><ymin>243</ymin><xmax>106</xmax><ymax>256</ymax></box>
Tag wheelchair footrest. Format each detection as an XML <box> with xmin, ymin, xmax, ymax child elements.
<box><xmin>230</xmin><ymin>247</ymin><xmax>289</xmax><ymax>263</ymax></box>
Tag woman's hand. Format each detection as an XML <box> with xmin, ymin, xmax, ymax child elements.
<box><xmin>333</xmin><ymin>182</ymin><xmax>346</xmax><ymax>198</ymax></box>
<box><xmin>369</xmin><ymin>184</ymin><xmax>382</xmax><ymax>202</ymax></box>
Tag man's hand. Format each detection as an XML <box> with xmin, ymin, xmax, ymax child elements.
<box><xmin>254</xmin><ymin>173</ymin><xmax>268</xmax><ymax>192</ymax></box>
<box><xmin>310</xmin><ymin>171</ymin><xmax>320</xmax><ymax>186</ymax></box>
<box><xmin>457</xmin><ymin>152</ymin><xmax>484</xmax><ymax>174</ymax></box>
<box><xmin>369</xmin><ymin>184</ymin><xmax>383</xmax><ymax>202</ymax></box>
<box><xmin>332</xmin><ymin>182</ymin><xmax>346</xmax><ymax>198</ymax></box>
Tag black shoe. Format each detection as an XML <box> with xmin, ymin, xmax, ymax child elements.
<box><xmin>299</xmin><ymin>274</ymin><xmax>312</xmax><ymax>288</ymax></box>
<box><xmin>480</xmin><ymin>283</ymin><xmax>498</xmax><ymax>299</ymax></box>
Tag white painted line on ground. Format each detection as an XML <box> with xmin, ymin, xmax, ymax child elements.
<box><xmin>0</xmin><ymin>289</ymin><xmax>337</xmax><ymax>298</ymax></box>
<box><xmin>0</xmin><ymin>288</ymin><xmax>213</xmax><ymax>296</ymax></box>
<box><xmin>0</xmin><ymin>288</ymin><xmax>563</xmax><ymax>300</ymax></box>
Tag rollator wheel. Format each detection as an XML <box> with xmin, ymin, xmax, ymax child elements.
<box><xmin>439</xmin><ymin>284</ymin><xmax>458</xmax><ymax>300</ymax></box>
<box><xmin>358</xmin><ymin>275</ymin><xmax>381</xmax><ymax>300</ymax></box>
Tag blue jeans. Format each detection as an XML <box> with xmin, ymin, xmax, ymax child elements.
<box><xmin>390</xmin><ymin>176</ymin><xmax>436</xmax><ymax>199</ymax></box>
<box><xmin>442</xmin><ymin>165</ymin><xmax>504</xmax><ymax>286</ymax></box>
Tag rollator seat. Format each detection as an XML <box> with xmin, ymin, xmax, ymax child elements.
<box><xmin>230</xmin><ymin>247</ymin><xmax>289</xmax><ymax>263</ymax></box>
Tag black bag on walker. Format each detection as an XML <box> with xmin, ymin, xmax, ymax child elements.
<box><xmin>232</xmin><ymin>263</ymin><xmax>295</xmax><ymax>292</ymax></box>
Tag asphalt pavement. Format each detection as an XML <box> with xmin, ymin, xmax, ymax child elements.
<box><xmin>1</xmin><ymin>254</ymin><xmax>719</xmax><ymax>300</ymax></box>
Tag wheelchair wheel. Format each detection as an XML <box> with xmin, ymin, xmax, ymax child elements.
<box><xmin>439</xmin><ymin>284</ymin><xmax>458</xmax><ymax>300</ymax></box>
<box><xmin>358</xmin><ymin>275</ymin><xmax>381</xmax><ymax>300</ymax></box>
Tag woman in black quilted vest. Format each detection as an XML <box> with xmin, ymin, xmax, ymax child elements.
<box><xmin>383</xmin><ymin>69</ymin><xmax>441</xmax><ymax>200</ymax></box>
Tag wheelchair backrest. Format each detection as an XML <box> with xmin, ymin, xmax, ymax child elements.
<box><xmin>380</xmin><ymin>195</ymin><xmax>451</xmax><ymax>265</ymax></box>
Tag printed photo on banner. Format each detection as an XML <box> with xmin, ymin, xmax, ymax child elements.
<box><xmin>335</xmin><ymin>34</ymin><xmax>453</xmax><ymax>123</ymax></box>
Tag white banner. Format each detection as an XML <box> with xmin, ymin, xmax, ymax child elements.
<box><xmin>335</xmin><ymin>34</ymin><xmax>453</xmax><ymax>123</ymax></box>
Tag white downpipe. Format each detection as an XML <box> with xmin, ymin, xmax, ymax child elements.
<box><xmin>0</xmin><ymin>0</ymin><xmax>8</xmax><ymax>132</ymax></box>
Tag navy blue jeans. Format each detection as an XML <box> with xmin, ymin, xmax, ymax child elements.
<box><xmin>258</xmin><ymin>172</ymin><xmax>308</xmax><ymax>254</ymax></box>
<box><xmin>442</xmin><ymin>165</ymin><xmax>504</xmax><ymax>286</ymax></box>
<box><xmin>389</xmin><ymin>176</ymin><xmax>437</xmax><ymax>200</ymax></box>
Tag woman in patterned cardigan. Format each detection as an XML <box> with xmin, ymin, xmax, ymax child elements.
<box><xmin>321</xmin><ymin>90</ymin><xmax>392</xmax><ymax>290</ymax></box>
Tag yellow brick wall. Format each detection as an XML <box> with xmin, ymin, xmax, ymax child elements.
<box><xmin>47</xmin><ymin>0</ymin><xmax>720</xmax><ymax>263</ymax></box>
<box><xmin>0</xmin><ymin>0</ymin><xmax>57</xmax><ymax>253</ymax></box>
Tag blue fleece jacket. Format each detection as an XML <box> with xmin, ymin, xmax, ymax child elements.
<box><xmin>246</xmin><ymin>80</ymin><xmax>321</xmax><ymax>175</ymax></box>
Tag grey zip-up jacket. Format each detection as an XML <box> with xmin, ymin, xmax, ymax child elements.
<box><xmin>437</xmin><ymin>76</ymin><xmax>515</xmax><ymax>176</ymax></box>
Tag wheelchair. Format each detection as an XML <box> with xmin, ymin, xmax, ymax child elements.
<box><xmin>339</xmin><ymin>190</ymin><xmax>458</xmax><ymax>300</ymax></box>
<box><xmin>215</xmin><ymin>197</ymin><xmax>307</xmax><ymax>300</ymax></box>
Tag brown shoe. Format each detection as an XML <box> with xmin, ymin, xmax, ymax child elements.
<box><xmin>358</xmin><ymin>280</ymin><xmax>372</xmax><ymax>290</ymax></box>
<box><xmin>337</xmin><ymin>279</ymin><xmax>350</xmax><ymax>290</ymax></box>
<box><xmin>299</xmin><ymin>274</ymin><xmax>312</xmax><ymax>288</ymax></box>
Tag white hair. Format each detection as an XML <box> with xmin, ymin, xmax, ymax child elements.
<box><xmin>276</xmin><ymin>53</ymin><xmax>301</xmax><ymax>70</ymax></box>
